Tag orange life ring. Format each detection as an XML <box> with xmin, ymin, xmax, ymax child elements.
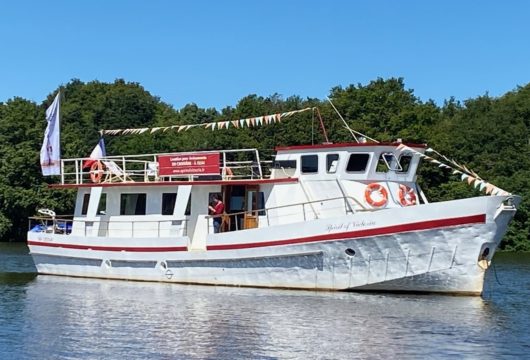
<box><xmin>364</xmin><ymin>183</ymin><xmax>388</xmax><ymax>207</ymax></box>
<box><xmin>90</xmin><ymin>161</ymin><xmax>104</xmax><ymax>183</ymax></box>
<box><xmin>398</xmin><ymin>184</ymin><xmax>417</xmax><ymax>206</ymax></box>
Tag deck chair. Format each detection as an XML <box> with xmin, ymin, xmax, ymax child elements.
<box><xmin>145</xmin><ymin>162</ymin><xmax>159</xmax><ymax>182</ymax></box>
<box><xmin>102</xmin><ymin>161</ymin><xmax>134</xmax><ymax>183</ymax></box>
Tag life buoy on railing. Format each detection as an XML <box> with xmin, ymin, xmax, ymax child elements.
<box><xmin>398</xmin><ymin>184</ymin><xmax>417</xmax><ymax>206</ymax></box>
<box><xmin>364</xmin><ymin>183</ymin><xmax>388</xmax><ymax>208</ymax></box>
<box><xmin>224</xmin><ymin>167</ymin><xmax>233</xmax><ymax>180</ymax></box>
<box><xmin>90</xmin><ymin>161</ymin><xmax>104</xmax><ymax>183</ymax></box>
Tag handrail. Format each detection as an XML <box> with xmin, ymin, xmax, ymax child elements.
<box><xmin>205</xmin><ymin>195</ymin><xmax>371</xmax><ymax>221</ymax></box>
<box><xmin>204</xmin><ymin>195</ymin><xmax>371</xmax><ymax>234</ymax></box>
<box><xmin>59</xmin><ymin>148</ymin><xmax>265</xmax><ymax>185</ymax></box>
<box><xmin>28</xmin><ymin>217</ymin><xmax>188</xmax><ymax>238</ymax></box>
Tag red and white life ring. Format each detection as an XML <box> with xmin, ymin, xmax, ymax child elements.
<box><xmin>398</xmin><ymin>184</ymin><xmax>417</xmax><ymax>206</ymax></box>
<box><xmin>90</xmin><ymin>161</ymin><xmax>104</xmax><ymax>183</ymax></box>
<box><xmin>364</xmin><ymin>183</ymin><xmax>388</xmax><ymax>208</ymax></box>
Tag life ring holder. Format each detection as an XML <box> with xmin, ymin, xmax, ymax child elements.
<box><xmin>398</xmin><ymin>184</ymin><xmax>417</xmax><ymax>206</ymax></box>
<box><xmin>90</xmin><ymin>161</ymin><xmax>105</xmax><ymax>183</ymax></box>
<box><xmin>364</xmin><ymin>183</ymin><xmax>388</xmax><ymax>208</ymax></box>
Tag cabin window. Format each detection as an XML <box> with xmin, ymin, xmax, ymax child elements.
<box><xmin>327</xmin><ymin>154</ymin><xmax>339</xmax><ymax>173</ymax></box>
<box><xmin>120</xmin><ymin>193</ymin><xmax>147</xmax><ymax>215</ymax></box>
<box><xmin>98</xmin><ymin>194</ymin><xmax>107</xmax><ymax>215</ymax></box>
<box><xmin>81</xmin><ymin>193</ymin><xmax>107</xmax><ymax>215</ymax></box>
<box><xmin>247</xmin><ymin>191</ymin><xmax>266</xmax><ymax>216</ymax></box>
<box><xmin>301</xmin><ymin>155</ymin><xmax>319</xmax><ymax>173</ymax></box>
<box><xmin>397</xmin><ymin>154</ymin><xmax>413</xmax><ymax>173</ymax></box>
<box><xmin>81</xmin><ymin>194</ymin><xmax>90</xmax><ymax>215</ymax></box>
<box><xmin>274</xmin><ymin>160</ymin><xmax>297</xmax><ymax>169</ymax></box>
<box><xmin>377</xmin><ymin>153</ymin><xmax>402</xmax><ymax>172</ymax></box>
<box><xmin>162</xmin><ymin>193</ymin><xmax>177</xmax><ymax>215</ymax></box>
<box><xmin>346</xmin><ymin>153</ymin><xmax>370</xmax><ymax>172</ymax></box>
<box><xmin>185</xmin><ymin>195</ymin><xmax>191</xmax><ymax>216</ymax></box>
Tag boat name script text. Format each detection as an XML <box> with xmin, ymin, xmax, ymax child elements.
<box><xmin>326</xmin><ymin>220</ymin><xmax>376</xmax><ymax>233</ymax></box>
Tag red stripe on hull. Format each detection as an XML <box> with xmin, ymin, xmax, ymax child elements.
<box><xmin>27</xmin><ymin>214</ymin><xmax>486</xmax><ymax>253</ymax></box>
<box><xmin>206</xmin><ymin>214</ymin><xmax>487</xmax><ymax>251</ymax></box>
<box><xmin>27</xmin><ymin>241</ymin><xmax>187</xmax><ymax>252</ymax></box>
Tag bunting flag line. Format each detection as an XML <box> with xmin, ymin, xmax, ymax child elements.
<box><xmin>396</xmin><ymin>144</ymin><xmax>511</xmax><ymax>196</ymax></box>
<box><xmin>99</xmin><ymin>107</ymin><xmax>314</xmax><ymax>136</ymax></box>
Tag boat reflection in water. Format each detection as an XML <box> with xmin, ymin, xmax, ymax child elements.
<box><xmin>16</xmin><ymin>274</ymin><xmax>513</xmax><ymax>359</ymax></box>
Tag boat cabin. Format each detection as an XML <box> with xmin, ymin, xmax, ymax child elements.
<box><xmin>41</xmin><ymin>142</ymin><xmax>426</xmax><ymax>244</ymax></box>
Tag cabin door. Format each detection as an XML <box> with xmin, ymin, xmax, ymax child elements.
<box><xmin>244</xmin><ymin>186</ymin><xmax>260</xmax><ymax>229</ymax></box>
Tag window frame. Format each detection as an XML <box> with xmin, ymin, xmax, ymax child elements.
<box><xmin>345</xmin><ymin>153</ymin><xmax>371</xmax><ymax>173</ymax></box>
<box><xmin>120</xmin><ymin>193</ymin><xmax>147</xmax><ymax>216</ymax></box>
<box><xmin>326</xmin><ymin>153</ymin><xmax>340</xmax><ymax>174</ymax></box>
<box><xmin>301</xmin><ymin>154</ymin><xmax>319</xmax><ymax>174</ymax></box>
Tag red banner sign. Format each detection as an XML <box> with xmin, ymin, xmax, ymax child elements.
<box><xmin>157</xmin><ymin>153</ymin><xmax>220</xmax><ymax>176</ymax></box>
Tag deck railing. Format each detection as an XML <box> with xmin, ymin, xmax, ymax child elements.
<box><xmin>205</xmin><ymin>195</ymin><xmax>370</xmax><ymax>234</ymax></box>
<box><xmin>28</xmin><ymin>217</ymin><xmax>188</xmax><ymax>238</ymax></box>
<box><xmin>59</xmin><ymin>148</ymin><xmax>266</xmax><ymax>185</ymax></box>
<box><xmin>29</xmin><ymin>196</ymin><xmax>370</xmax><ymax>239</ymax></box>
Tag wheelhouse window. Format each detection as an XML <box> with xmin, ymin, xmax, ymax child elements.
<box><xmin>120</xmin><ymin>193</ymin><xmax>146</xmax><ymax>215</ymax></box>
<box><xmin>397</xmin><ymin>154</ymin><xmax>413</xmax><ymax>173</ymax></box>
<box><xmin>162</xmin><ymin>193</ymin><xmax>177</xmax><ymax>215</ymax></box>
<box><xmin>346</xmin><ymin>153</ymin><xmax>370</xmax><ymax>172</ymax></box>
<box><xmin>274</xmin><ymin>160</ymin><xmax>297</xmax><ymax>170</ymax></box>
<box><xmin>301</xmin><ymin>155</ymin><xmax>318</xmax><ymax>174</ymax></box>
<box><xmin>377</xmin><ymin>153</ymin><xmax>404</xmax><ymax>173</ymax></box>
<box><xmin>326</xmin><ymin>154</ymin><xmax>339</xmax><ymax>173</ymax></box>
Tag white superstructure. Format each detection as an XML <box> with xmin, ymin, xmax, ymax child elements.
<box><xmin>27</xmin><ymin>142</ymin><xmax>519</xmax><ymax>295</ymax></box>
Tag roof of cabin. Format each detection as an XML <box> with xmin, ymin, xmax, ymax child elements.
<box><xmin>275</xmin><ymin>142</ymin><xmax>427</xmax><ymax>151</ymax></box>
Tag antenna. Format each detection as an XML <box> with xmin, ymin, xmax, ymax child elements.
<box><xmin>327</xmin><ymin>97</ymin><xmax>379</xmax><ymax>143</ymax></box>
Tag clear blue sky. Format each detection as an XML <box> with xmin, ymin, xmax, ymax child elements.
<box><xmin>1</xmin><ymin>0</ymin><xmax>528</xmax><ymax>109</ymax></box>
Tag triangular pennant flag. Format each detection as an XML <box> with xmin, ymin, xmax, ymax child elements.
<box><xmin>453</xmin><ymin>170</ymin><xmax>461</xmax><ymax>175</ymax></box>
<box><xmin>474</xmin><ymin>179</ymin><xmax>482</xmax><ymax>188</ymax></box>
<box><xmin>177</xmin><ymin>126</ymin><xmax>186</xmax><ymax>132</ymax></box>
<box><xmin>426</xmin><ymin>148</ymin><xmax>434</xmax><ymax>152</ymax></box>
<box><xmin>211</xmin><ymin>122</ymin><xmax>216</xmax><ymax>131</ymax></box>
<box><xmin>467</xmin><ymin>176</ymin><xmax>475</xmax><ymax>185</ymax></box>
<box><xmin>150</xmin><ymin>127</ymin><xmax>161</xmax><ymax>134</ymax></box>
<box><xmin>479</xmin><ymin>182</ymin><xmax>487</xmax><ymax>191</ymax></box>
<box><xmin>276</xmin><ymin>113</ymin><xmax>282</xmax><ymax>122</ymax></box>
<box><xmin>485</xmin><ymin>184</ymin><xmax>494</xmax><ymax>194</ymax></box>
<box><xmin>461</xmin><ymin>174</ymin><xmax>469</xmax><ymax>181</ymax></box>
<box><xmin>232</xmin><ymin>120</ymin><xmax>239</xmax><ymax>128</ymax></box>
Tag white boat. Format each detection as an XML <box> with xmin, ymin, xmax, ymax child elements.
<box><xmin>27</xmin><ymin>139</ymin><xmax>520</xmax><ymax>295</ymax></box>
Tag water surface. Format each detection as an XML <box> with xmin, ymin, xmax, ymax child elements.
<box><xmin>0</xmin><ymin>243</ymin><xmax>529</xmax><ymax>359</ymax></box>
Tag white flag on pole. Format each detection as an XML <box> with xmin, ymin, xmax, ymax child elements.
<box><xmin>40</xmin><ymin>93</ymin><xmax>61</xmax><ymax>175</ymax></box>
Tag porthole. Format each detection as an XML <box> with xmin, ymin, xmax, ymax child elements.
<box><xmin>345</xmin><ymin>248</ymin><xmax>356</xmax><ymax>257</ymax></box>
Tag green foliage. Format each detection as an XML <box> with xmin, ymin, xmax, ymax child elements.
<box><xmin>1</xmin><ymin>78</ymin><xmax>529</xmax><ymax>250</ymax></box>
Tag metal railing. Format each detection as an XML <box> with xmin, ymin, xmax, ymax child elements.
<box><xmin>28</xmin><ymin>217</ymin><xmax>188</xmax><ymax>238</ymax></box>
<box><xmin>59</xmin><ymin>148</ymin><xmax>267</xmax><ymax>185</ymax></box>
<box><xmin>205</xmin><ymin>195</ymin><xmax>370</xmax><ymax>233</ymax></box>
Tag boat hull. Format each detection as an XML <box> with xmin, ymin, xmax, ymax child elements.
<box><xmin>27</xmin><ymin>195</ymin><xmax>518</xmax><ymax>295</ymax></box>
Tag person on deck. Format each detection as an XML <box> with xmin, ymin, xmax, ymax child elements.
<box><xmin>209</xmin><ymin>195</ymin><xmax>225</xmax><ymax>233</ymax></box>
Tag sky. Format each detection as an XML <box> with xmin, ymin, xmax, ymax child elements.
<box><xmin>1</xmin><ymin>0</ymin><xmax>529</xmax><ymax>110</ymax></box>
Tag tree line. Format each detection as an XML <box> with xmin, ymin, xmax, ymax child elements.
<box><xmin>1</xmin><ymin>78</ymin><xmax>529</xmax><ymax>250</ymax></box>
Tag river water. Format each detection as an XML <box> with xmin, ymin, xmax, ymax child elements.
<box><xmin>0</xmin><ymin>243</ymin><xmax>529</xmax><ymax>359</ymax></box>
